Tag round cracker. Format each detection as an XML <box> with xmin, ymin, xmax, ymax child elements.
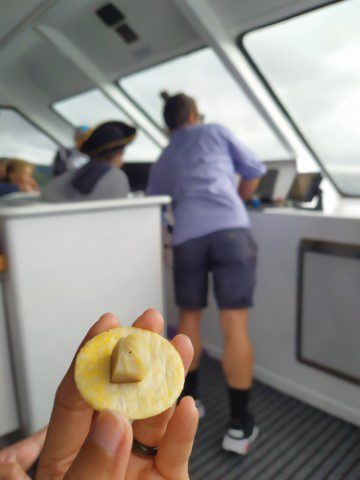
<box><xmin>75</xmin><ymin>327</ymin><xmax>184</xmax><ymax>419</ymax></box>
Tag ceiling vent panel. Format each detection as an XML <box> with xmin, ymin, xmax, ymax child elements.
<box><xmin>96</xmin><ymin>3</ymin><xmax>125</xmax><ymax>27</ymax></box>
<box><xmin>116</xmin><ymin>23</ymin><xmax>139</xmax><ymax>44</ymax></box>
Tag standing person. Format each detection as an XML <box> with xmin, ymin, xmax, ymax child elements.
<box><xmin>43</xmin><ymin>121</ymin><xmax>135</xmax><ymax>202</ymax></box>
<box><xmin>147</xmin><ymin>92</ymin><xmax>266</xmax><ymax>455</ymax></box>
<box><xmin>52</xmin><ymin>125</ymin><xmax>89</xmax><ymax>176</ymax></box>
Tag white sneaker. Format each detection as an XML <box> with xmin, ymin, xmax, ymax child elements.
<box><xmin>222</xmin><ymin>417</ymin><xmax>259</xmax><ymax>455</ymax></box>
<box><xmin>195</xmin><ymin>399</ymin><xmax>206</xmax><ymax>419</ymax></box>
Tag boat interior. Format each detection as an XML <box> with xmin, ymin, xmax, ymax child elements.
<box><xmin>0</xmin><ymin>0</ymin><xmax>359</xmax><ymax>478</ymax></box>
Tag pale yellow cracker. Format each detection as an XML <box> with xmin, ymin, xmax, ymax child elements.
<box><xmin>75</xmin><ymin>327</ymin><xmax>184</xmax><ymax>420</ymax></box>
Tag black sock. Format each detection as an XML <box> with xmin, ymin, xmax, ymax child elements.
<box><xmin>228</xmin><ymin>386</ymin><xmax>250</xmax><ymax>423</ymax></box>
<box><xmin>182</xmin><ymin>369</ymin><xmax>199</xmax><ymax>399</ymax></box>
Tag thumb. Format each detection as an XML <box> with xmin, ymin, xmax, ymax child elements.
<box><xmin>64</xmin><ymin>410</ymin><xmax>132</xmax><ymax>480</ymax></box>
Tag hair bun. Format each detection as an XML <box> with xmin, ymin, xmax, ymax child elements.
<box><xmin>160</xmin><ymin>90</ymin><xmax>170</xmax><ymax>101</ymax></box>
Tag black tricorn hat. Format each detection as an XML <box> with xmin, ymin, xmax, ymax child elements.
<box><xmin>79</xmin><ymin>121</ymin><xmax>136</xmax><ymax>156</ymax></box>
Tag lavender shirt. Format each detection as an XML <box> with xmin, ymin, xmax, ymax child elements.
<box><xmin>147</xmin><ymin>123</ymin><xmax>266</xmax><ymax>245</ymax></box>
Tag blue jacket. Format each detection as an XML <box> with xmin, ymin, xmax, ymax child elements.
<box><xmin>0</xmin><ymin>183</ymin><xmax>19</xmax><ymax>197</ymax></box>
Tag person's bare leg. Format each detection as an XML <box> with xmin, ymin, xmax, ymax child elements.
<box><xmin>221</xmin><ymin>309</ymin><xmax>258</xmax><ymax>453</ymax></box>
<box><xmin>178</xmin><ymin>309</ymin><xmax>203</xmax><ymax>371</ymax></box>
<box><xmin>220</xmin><ymin>308</ymin><xmax>253</xmax><ymax>389</ymax></box>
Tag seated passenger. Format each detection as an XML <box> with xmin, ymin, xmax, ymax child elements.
<box><xmin>43</xmin><ymin>121</ymin><xmax>135</xmax><ymax>203</ymax></box>
<box><xmin>0</xmin><ymin>182</ymin><xmax>18</xmax><ymax>197</ymax></box>
<box><xmin>0</xmin><ymin>158</ymin><xmax>39</xmax><ymax>197</ymax></box>
<box><xmin>0</xmin><ymin>158</ymin><xmax>14</xmax><ymax>196</ymax></box>
<box><xmin>0</xmin><ymin>157</ymin><xmax>10</xmax><ymax>181</ymax></box>
<box><xmin>52</xmin><ymin>125</ymin><xmax>89</xmax><ymax>176</ymax></box>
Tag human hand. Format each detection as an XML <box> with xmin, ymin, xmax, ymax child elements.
<box><xmin>17</xmin><ymin>181</ymin><xmax>37</xmax><ymax>193</ymax></box>
<box><xmin>0</xmin><ymin>427</ymin><xmax>46</xmax><ymax>479</ymax></box>
<box><xmin>17</xmin><ymin>182</ymin><xmax>33</xmax><ymax>193</ymax></box>
<box><xmin>30</xmin><ymin>178</ymin><xmax>40</xmax><ymax>192</ymax></box>
<box><xmin>17</xmin><ymin>177</ymin><xmax>39</xmax><ymax>193</ymax></box>
<box><xmin>36</xmin><ymin>309</ymin><xmax>198</xmax><ymax>479</ymax></box>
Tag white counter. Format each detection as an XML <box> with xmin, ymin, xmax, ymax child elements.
<box><xmin>0</xmin><ymin>196</ymin><xmax>170</xmax><ymax>434</ymax></box>
<box><xmin>165</xmin><ymin>207</ymin><xmax>360</xmax><ymax>426</ymax></box>
<box><xmin>0</xmin><ymin>196</ymin><xmax>170</xmax><ymax>218</ymax></box>
<box><xmin>262</xmin><ymin>203</ymin><xmax>360</xmax><ymax>220</ymax></box>
<box><xmin>248</xmin><ymin>209</ymin><xmax>360</xmax><ymax>425</ymax></box>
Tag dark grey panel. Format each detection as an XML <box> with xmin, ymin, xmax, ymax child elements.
<box><xmin>302</xmin><ymin>252</ymin><xmax>360</xmax><ymax>379</ymax></box>
<box><xmin>297</xmin><ymin>240</ymin><xmax>360</xmax><ymax>385</ymax></box>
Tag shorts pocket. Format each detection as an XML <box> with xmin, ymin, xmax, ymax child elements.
<box><xmin>211</xmin><ymin>228</ymin><xmax>257</xmax><ymax>266</ymax></box>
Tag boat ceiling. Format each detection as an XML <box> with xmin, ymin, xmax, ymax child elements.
<box><xmin>0</xmin><ymin>0</ymin><xmax>330</xmax><ymax>141</ymax></box>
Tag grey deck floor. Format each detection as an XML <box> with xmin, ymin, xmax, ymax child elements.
<box><xmin>190</xmin><ymin>355</ymin><xmax>360</xmax><ymax>480</ymax></box>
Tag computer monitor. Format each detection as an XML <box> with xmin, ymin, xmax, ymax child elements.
<box><xmin>288</xmin><ymin>172</ymin><xmax>322</xmax><ymax>202</ymax></box>
<box><xmin>255</xmin><ymin>169</ymin><xmax>278</xmax><ymax>202</ymax></box>
<box><xmin>259</xmin><ymin>159</ymin><xmax>297</xmax><ymax>200</ymax></box>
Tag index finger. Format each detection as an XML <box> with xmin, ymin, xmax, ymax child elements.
<box><xmin>37</xmin><ymin>313</ymin><xmax>119</xmax><ymax>479</ymax></box>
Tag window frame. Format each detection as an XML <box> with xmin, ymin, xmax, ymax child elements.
<box><xmin>237</xmin><ymin>0</ymin><xmax>358</xmax><ymax>198</ymax></box>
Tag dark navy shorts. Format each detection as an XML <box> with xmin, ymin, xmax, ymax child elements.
<box><xmin>173</xmin><ymin>228</ymin><xmax>258</xmax><ymax>310</ymax></box>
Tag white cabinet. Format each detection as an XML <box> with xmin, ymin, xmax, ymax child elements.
<box><xmin>0</xmin><ymin>280</ymin><xmax>20</xmax><ymax>436</ymax></box>
<box><xmin>0</xmin><ymin>197</ymin><xmax>169</xmax><ymax>433</ymax></box>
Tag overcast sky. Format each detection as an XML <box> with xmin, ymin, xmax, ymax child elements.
<box><xmin>245</xmin><ymin>0</ymin><xmax>360</xmax><ymax>194</ymax></box>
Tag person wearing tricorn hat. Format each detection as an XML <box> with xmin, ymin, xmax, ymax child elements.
<box><xmin>43</xmin><ymin>121</ymin><xmax>136</xmax><ymax>203</ymax></box>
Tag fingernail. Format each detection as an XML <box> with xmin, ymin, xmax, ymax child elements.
<box><xmin>91</xmin><ymin>410</ymin><xmax>126</xmax><ymax>454</ymax></box>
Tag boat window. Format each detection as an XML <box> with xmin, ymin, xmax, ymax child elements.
<box><xmin>242</xmin><ymin>0</ymin><xmax>360</xmax><ymax>197</ymax></box>
<box><xmin>0</xmin><ymin>108</ymin><xmax>58</xmax><ymax>165</ymax></box>
<box><xmin>119</xmin><ymin>48</ymin><xmax>291</xmax><ymax>161</ymax></box>
<box><xmin>53</xmin><ymin>89</ymin><xmax>161</xmax><ymax>162</ymax></box>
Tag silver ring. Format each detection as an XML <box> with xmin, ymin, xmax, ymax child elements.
<box><xmin>132</xmin><ymin>438</ymin><xmax>158</xmax><ymax>457</ymax></box>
